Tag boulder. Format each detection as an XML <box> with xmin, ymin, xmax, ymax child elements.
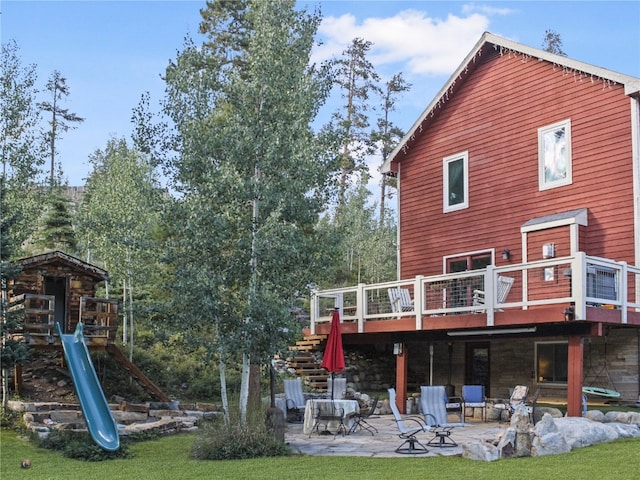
<box><xmin>495</xmin><ymin>427</ymin><xmax>516</xmax><ymax>458</ymax></box>
<box><xmin>584</xmin><ymin>410</ymin><xmax>606</xmax><ymax>422</ymax></box>
<box><xmin>604</xmin><ymin>411</ymin><xmax>640</xmax><ymax>425</ymax></box>
<box><xmin>531</xmin><ymin>414</ymin><xmax>570</xmax><ymax>456</ymax></box>
<box><xmin>604</xmin><ymin>422</ymin><xmax>640</xmax><ymax>439</ymax></box>
<box><xmin>532</xmin><ymin>406</ymin><xmax>562</xmax><ymax>424</ymax></box>
<box><xmin>461</xmin><ymin>441</ymin><xmax>500</xmax><ymax>461</ymax></box>
<box><xmin>554</xmin><ymin>417</ymin><xmax>619</xmax><ymax>448</ymax></box>
<box><xmin>510</xmin><ymin>404</ymin><xmax>532</xmax><ymax>457</ymax></box>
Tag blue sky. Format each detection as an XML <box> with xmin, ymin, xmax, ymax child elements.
<box><xmin>2</xmin><ymin>0</ymin><xmax>639</xmax><ymax>187</ymax></box>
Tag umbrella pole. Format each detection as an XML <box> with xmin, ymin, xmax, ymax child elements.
<box><xmin>331</xmin><ymin>372</ymin><xmax>335</xmax><ymax>401</ymax></box>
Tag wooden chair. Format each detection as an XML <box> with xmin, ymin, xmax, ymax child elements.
<box><xmin>388</xmin><ymin>288</ymin><xmax>414</xmax><ymax>313</ymax></box>
<box><xmin>473</xmin><ymin>275</ymin><xmax>514</xmax><ymax>308</ymax></box>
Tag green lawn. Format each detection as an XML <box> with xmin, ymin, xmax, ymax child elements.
<box><xmin>2</xmin><ymin>428</ymin><xmax>639</xmax><ymax>480</ymax></box>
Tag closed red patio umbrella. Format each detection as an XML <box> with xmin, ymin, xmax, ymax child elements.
<box><xmin>321</xmin><ymin>308</ymin><xmax>345</xmax><ymax>399</ymax></box>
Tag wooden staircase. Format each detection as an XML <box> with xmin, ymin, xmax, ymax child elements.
<box><xmin>287</xmin><ymin>335</ymin><xmax>329</xmax><ymax>392</ymax></box>
<box><xmin>106</xmin><ymin>344</ymin><xmax>170</xmax><ymax>402</ymax></box>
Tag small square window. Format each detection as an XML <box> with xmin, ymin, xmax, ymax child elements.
<box><xmin>443</xmin><ymin>151</ymin><xmax>469</xmax><ymax>212</ymax></box>
<box><xmin>538</xmin><ymin>119</ymin><xmax>572</xmax><ymax>190</ymax></box>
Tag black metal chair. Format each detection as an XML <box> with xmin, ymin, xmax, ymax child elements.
<box><xmin>348</xmin><ymin>397</ymin><xmax>379</xmax><ymax>435</ymax></box>
<box><xmin>309</xmin><ymin>401</ymin><xmax>346</xmax><ymax>437</ymax></box>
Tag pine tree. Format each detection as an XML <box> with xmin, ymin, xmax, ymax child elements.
<box><xmin>38</xmin><ymin>70</ymin><xmax>84</xmax><ymax>184</ymax></box>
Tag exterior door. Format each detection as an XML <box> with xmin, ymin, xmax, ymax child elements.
<box><xmin>44</xmin><ymin>276</ymin><xmax>67</xmax><ymax>332</ymax></box>
<box><xmin>446</xmin><ymin>252</ymin><xmax>492</xmax><ymax>307</ymax></box>
<box><xmin>465</xmin><ymin>342</ymin><xmax>490</xmax><ymax>397</ymax></box>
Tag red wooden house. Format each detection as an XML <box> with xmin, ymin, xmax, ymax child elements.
<box><xmin>309</xmin><ymin>32</ymin><xmax>640</xmax><ymax>416</ymax></box>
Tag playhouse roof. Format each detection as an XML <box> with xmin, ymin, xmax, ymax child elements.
<box><xmin>382</xmin><ymin>31</ymin><xmax>640</xmax><ymax>174</ymax></box>
<box><xmin>14</xmin><ymin>251</ymin><xmax>109</xmax><ymax>282</ymax></box>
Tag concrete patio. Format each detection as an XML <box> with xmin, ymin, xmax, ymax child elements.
<box><xmin>284</xmin><ymin>414</ymin><xmax>503</xmax><ymax>457</ymax></box>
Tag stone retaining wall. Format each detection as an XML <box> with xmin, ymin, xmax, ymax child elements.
<box><xmin>6</xmin><ymin>400</ymin><xmax>222</xmax><ymax>439</ymax></box>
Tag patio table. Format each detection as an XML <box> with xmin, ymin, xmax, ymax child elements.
<box><xmin>303</xmin><ymin>399</ymin><xmax>359</xmax><ymax>435</ymax></box>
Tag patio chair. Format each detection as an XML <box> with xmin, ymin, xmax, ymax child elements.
<box><xmin>326</xmin><ymin>377</ymin><xmax>347</xmax><ymax>400</ymax></box>
<box><xmin>462</xmin><ymin>384</ymin><xmax>486</xmax><ymax>422</ymax></box>
<box><xmin>493</xmin><ymin>384</ymin><xmax>529</xmax><ymax>421</ymax></box>
<box><xmin>308</xmin><ymin>401</ymin><xmax>346</xmax><ymax>437</ymax></box>
<box><xmin>473</xmin><ymin>275</ymin><xmax>514</xmax><ymax>309</ymax></box>
<box><xmin>388</xmin><ymin>388</ymin><xmax>430</xmax><ymax>454</ymax></box>
<box><xmin>388</xmin><ymin>287</ymin><xmax>414</xmax><ymax>313</ymax></box>
<box><xmin>348</xmin><ymin>396</ymin><xmax>379</xmax><ymax>435</ymax></box>
<box><xmin>420</xmin><ymin>385</ymin><xmax>464</xmax><ymax>447</ymax></box>
<box><xmin>284</xmin><ymin>378</ymin><xmax>307</xmax><ymax>423</ymax></box>
<box><xmin>445</xmin><ymin>391</ymin><xmax>464</xmax><ymax>423</ymax></box>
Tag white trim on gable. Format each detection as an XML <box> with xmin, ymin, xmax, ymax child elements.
<box><xmin>382</xmin><ymin>32</ymin><xmax>640</xmax><ymax>176</ymax></box>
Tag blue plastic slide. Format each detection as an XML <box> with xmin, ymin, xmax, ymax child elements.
<box><xmin>56</xmin><ymin>322</ymin><xmax>120</xmax><ymax>451</ymax></box>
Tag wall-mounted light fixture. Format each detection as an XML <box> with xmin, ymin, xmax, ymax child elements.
<box><xmin>502</xmin><ymin>249</ymin><xmax>511</xmax><ymax>260</ymax></box>
<box><xmin>393</xmin><ymin>343</ymin><xmax>403</xmax><ymax>355</ymax></box>
<box><xmin>563</xmin><ymin>305</ymin><xmax>575</xmax><ymax>321</ymax></box>
<box><xmin>542</xmin><ymin>243</ymin><xmax>556</xmax><ymax>259</ymax></box>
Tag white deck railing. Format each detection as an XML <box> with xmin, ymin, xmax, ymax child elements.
<box><xmin>310</xmin><ymin>253</ymin><xmax>640</xmax><ymax>334</ymax></box>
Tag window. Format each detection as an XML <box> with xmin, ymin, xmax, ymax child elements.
<box><xmin>536</xmin><ymin>341</ymin><xmax>568</xmax><ymax>384</ymax></box>
<box><xmin>443</xmin><ymin>151</ymin><xmax>468</xmax><ymax>212</ymax></box>
<box><xmin>538</xmin><ymin>119</ymin><xmax>572</xmax><ymax>190</ymax></box>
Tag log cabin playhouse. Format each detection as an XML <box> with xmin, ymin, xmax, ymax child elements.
<box><xmin>309</xmin><ymin>32</ymin><xmax>640</xmax><ymax>416</ymax></box>
<box><xmin>9</xmin><ymin>250</ymin><xmax>168</xmax><ymax>401</ymax></box>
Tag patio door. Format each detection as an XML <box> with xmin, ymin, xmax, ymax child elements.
<box><xmin>465</xmin><ymin>342</ymin><xmax>490</xmax><ymax>397</ymax></box>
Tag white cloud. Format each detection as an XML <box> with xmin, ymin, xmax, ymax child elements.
<box><xmin>315</xmin><ymin>9</ymin><xmax>491</xmax><ymax>76</ymax></box>
<box><xmin>461</xmin><ymin>3</ymin><xmax>517</xmax><ymax>17</ymax></box>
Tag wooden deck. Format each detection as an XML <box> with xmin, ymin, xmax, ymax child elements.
<box><xmin>310</xmin><ymin>253</ymin><xmax>640</xmax><ymax>337</ymax></box>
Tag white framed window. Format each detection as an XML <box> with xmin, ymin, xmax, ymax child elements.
<box><xmin>538</xmin><ymin>119</ymin><xmax>572</xmax><ymax>190</ymax></box>
<box><xmin>535</xmin><ymin>341</ymin><xmax>568</xmax><ymax>384</ymax></box>
<box><xmin>443</xmin><ymin>151</ymin><xmax>468</xmax><ymax>212</ymax></box>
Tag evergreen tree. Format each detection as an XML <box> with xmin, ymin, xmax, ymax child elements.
<box><xmin>36</xmin><ymin>185</ymin><xmax>77</xmax><ymax>252</ymax></box>
<box><xmin>372</xmin><ymin>72</ymin><xmax>411</xmax><ymax>225</ymax></box>
<box><xmin>329</xmin><ymin>37</ymin><xmax>381</xmax><ymax>211</ymax></box>
<box><xmin>38</xmin><ymin>70</ymin><xmax>84</xmax><ymax>184</ymax></box>
<box><xmin>542</xmin><ymin>29</ymin><xmax>566</xmax><ymax>56</ymax></box>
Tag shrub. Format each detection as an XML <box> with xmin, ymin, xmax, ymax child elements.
<box><xmin>34</xmin><ymin>430</ymin><xmax>132</xmax><ymax>461</ymax></box>
<box><xmin>190</xmin><ymin>407</ymin><xmax>291</xmax><ymax>460</ymax></box>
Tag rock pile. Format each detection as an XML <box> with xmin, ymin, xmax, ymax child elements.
<box><xmin>7</xmin><ymin>400</ymin><xmax>222</xmax><ymax>440</ymax></box>
<box><xmin>462</xmin><ymin>405</ymin><xmax>640</xmax><ymax>461</ymax></box>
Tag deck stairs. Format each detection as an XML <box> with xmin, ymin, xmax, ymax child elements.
<box><xmin>287</xmin><ymin>335</ymin><xmax>329</xmax><ymax>392</ymax></box>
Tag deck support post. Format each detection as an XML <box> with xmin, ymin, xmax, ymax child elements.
<box><xmin>567</xmin><ymin>335</ymin><xmax>584</xmax><ymax>417</ymax></box>
<box><xmin>395</xmin><ymin>342</ymin><xmax>408</xmax><ymax>413</ymax></box>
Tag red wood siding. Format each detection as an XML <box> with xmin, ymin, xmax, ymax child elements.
<box><xmin>397</xmin><ymin>49</ymin><xmax>635</xmax><ymax>279</ymax></box>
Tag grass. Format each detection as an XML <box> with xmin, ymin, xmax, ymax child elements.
<box><xmin>2</xmin><ymin>428</ymin><xmax>639</xmax><ymax>480</ymax></box>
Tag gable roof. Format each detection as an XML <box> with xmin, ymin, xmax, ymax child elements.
<box><xmin>13</xmin><ymin>250</ymin><xmax>109</xmax><ymax>282</ymax></box>
<box><xmin>382</xmin><ymin>31</ymin><xmax>640</xmax><ymax>174</ymax></box>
